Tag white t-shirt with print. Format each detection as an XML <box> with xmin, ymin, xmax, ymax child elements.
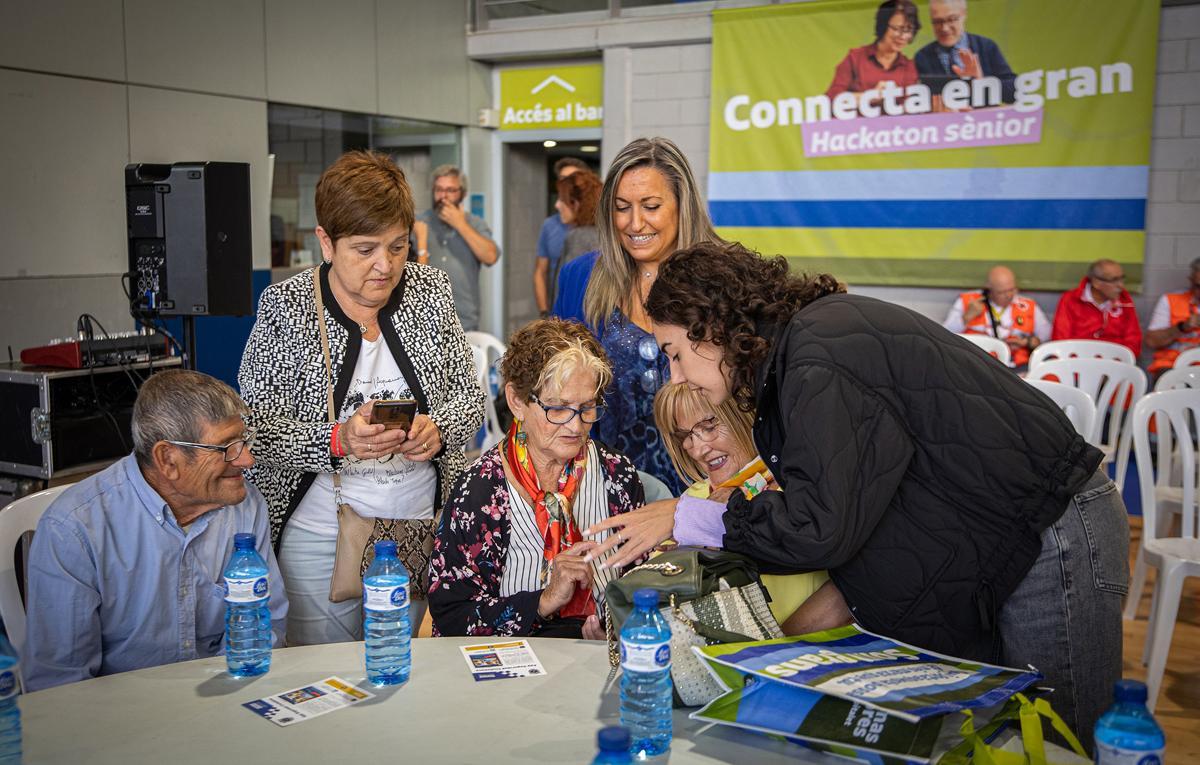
<box><xmin>290</xmin><ymin>335</ymin><xmax>438</xmax><ymax>538</ymax></box>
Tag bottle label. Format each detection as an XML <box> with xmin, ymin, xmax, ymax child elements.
<box><xmin>0</xmin><ymin>670</ymin><xmax>17</xmax><ymax>700</ymax></box>
<box><xmin>224</xmin><ymin>575</ymin><xmax>269</xmax><ymax>603</ymax></box>
<box><xmin>363</xmin><ymin>583</ymin><xmax>409</xmax><ymax>611</ymax></box>
<box><xmin>620</xmin><ymin>639</ymin><xmax>670</xmax><ymax>673</ymax></box>
<box><xmin>1094</xmin><ymin>743</ymin><xmax>1164</xmax><ymax>765</ymax></box>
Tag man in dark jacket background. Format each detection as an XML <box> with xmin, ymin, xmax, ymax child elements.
<box><xmin>915</xmin><ymin>0</ymin><xmax>1016</xmax><ymax>104</ymax></box>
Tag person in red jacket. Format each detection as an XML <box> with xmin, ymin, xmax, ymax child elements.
<box><xmin>1051</xmin><ymin>260</ymin><xmax>1141</xmax><ymax>358</ymax></box>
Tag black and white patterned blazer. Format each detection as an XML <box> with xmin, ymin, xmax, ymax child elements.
<box><xmin>238</xmin><ymin>263</ymin><xmax>485</xmax><ymax>546</ymax></box>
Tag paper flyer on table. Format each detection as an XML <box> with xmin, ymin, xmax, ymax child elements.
<box><xmin>459</xmin><ymin>639</ymin><xmax>547</xmax><ymax>681</ymax></box>
<box><xmin>243</xmin><ymin>676</ymin><xmax>374</xmax><ymax>727</ymax></box>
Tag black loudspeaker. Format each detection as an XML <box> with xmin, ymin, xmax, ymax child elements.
<box><xmin>125</xmin><ymin>161</ymin><xmax>253</xmax><ymax>317</ymax></box>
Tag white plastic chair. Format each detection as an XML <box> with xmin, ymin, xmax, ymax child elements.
<box><xmin>1154</xmin><ymin>366</ymin><xmax>1200</xmax><ymax>393</ymax></box>
<box><xmin>1123</xmin><ymin>365</ymin><xmax>1200</xmax><ymax>620</ymax></box>
<box><xmin>1172</xmin><ymin>346</ymin><xmax>1200</xmax><ymax>369</ymax></box>
<box><xmin>959</xmin><ymin>334</ymin><xmax>1012</xmax><ymax>367</ymax></box>
<box><xmin>1025</xmin><ymin>380</ymin><xmax>1097</xmax><ymax>440</ymax></box>
<box><xmin>465</xmin><ymin>331</ymin><xmax>507</xmax><ymax>451</ymax></box>
<box><xmin>1129</xmin><ymin>389</ymin><xmax>1200</xmax><ymax>710</ymax></box>
<box><xmin>1027</xmin><ymin>339</ymin><xmax>1136</xmax><ymax>373</ymax></box>
<box><xmin>0</xmin><ymin>485</ymin><xmax>70</xmax><ymax>661</ymax></box>
<box><xmin>1026</xmin><ymin>358</ymin><xmax>1146</xmax><ymax>490</ymax></box>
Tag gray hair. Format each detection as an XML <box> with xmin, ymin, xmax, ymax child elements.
<box><xmin>431</xmin><ymin>164</ymin><xmax>467</xmax><ymax>196</ymax></box>
<box><xmin>132</xmin><ymin>369</ymin><xmax>246</xmax><ymax>466</ymax></box>
<box><xmin>1087</xmin><ymin>259</ymin><xmax>1119</xmax><ymax>279</ymax></box>
<box><xmin>1190</xmin><ymin>256</ymin><xmax>1200</xmax><ymax>274</ymax></box>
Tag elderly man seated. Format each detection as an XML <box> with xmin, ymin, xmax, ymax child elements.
<box><xmin>24</xmin><ymin>369</ymin><xmax>287</xmax><ymax>691</ymax></box>
<box><xmin>943</xmin><ymin>265</ymin><xmax>1049</xmax><ymax>368</ymax></box>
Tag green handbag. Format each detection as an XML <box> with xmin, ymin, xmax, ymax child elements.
<box><xmin>604</xmin><ymin>546</ymin><xmax>784</xmax><ymax>707</ymax></box>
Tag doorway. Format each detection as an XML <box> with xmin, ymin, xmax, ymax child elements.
<box><xmin>501</xmin><ymin>140</ymin><xmax>601</xmax><ymax>334</ymax></box>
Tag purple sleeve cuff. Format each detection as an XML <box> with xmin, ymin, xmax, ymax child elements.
<box><xmin>673</xmin><ymin>495</ymin><xmax>728</xmax><ymax>548</ymax></box>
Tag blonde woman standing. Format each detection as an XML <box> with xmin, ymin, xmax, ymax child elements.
<box><xmin>555</xmin><ymin>137</ymin><xmax>723</xmax><ymax>496</ymax></box>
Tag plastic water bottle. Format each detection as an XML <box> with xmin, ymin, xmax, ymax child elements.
<box><xmin>363</xmin><ymin>540</ymin><xmax>411</xmax><ymax>686</ymax></box>
<box><xmin>619</xmin><ymin>588</ymin><xmax>672</xmax><ymax>758</ymax></box>
<box><xmin>592</xmin><ymin>726</ymin><xmax>633</xmax><ymax>764</ymax></box>
<box><xmin>0</xmin><ymin>634</ymin><xmax>21</xmax><ymax>764</ymax></box>
<box><xmin>223</xmin><ymin>532</ymin><xmax>272</xmax><ymax>678</ymax></box>
<box><xmin>1094</xmin><ymin>680</ymin><xmax>1165</xmax><ymax>764</ymax></box>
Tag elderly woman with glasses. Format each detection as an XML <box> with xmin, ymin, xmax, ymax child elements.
<box><xmin>825</xmin><ymin>0</ymin><xmax>921</xmax><ymax>100</ymax></box>
<box><xmin>654</xmin><ymin>383</ymin><xmax>847</xmax><ymax>636</ymax></box>
<box><xmin>428</xmin><ymin>318</ymin><xmax>644</xmax><ymax>639</ymax></box>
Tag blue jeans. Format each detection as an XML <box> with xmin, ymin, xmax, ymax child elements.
<box><xmin>998</xmin><ymin>468</ymin><xmax>1129</xmax><ymax>752</ymax></box>
<box><xmin>278</xmin><ymin>524</ymin><xmax>427</xmax><ymax>646</ymax></box>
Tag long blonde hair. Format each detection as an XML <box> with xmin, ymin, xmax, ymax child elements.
<box><xmin>584</xmin><ymin>137</ymin><xmax>720</xmax><ymax>329</ymax></box>
<box><xmin>653</xmin><ymin>383</ymin><xmax>756</xmax><ymax>486</ymax></box>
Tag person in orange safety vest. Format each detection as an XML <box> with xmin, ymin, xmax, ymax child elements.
<box><xmin>1144</xmin><ymin>257</ymin><xmax>1200</xmax><ymax>380</ymax></box>
<box><xmin>943</xmin><ymin>265</ymin><xmax>1050</xmax><ymax>368</ymax></box>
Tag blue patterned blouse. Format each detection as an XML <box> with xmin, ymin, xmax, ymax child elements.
<box><xmin>595</xmin><ymin>310</ymin><xmax>686</xmax><ymax>496</ymax></box>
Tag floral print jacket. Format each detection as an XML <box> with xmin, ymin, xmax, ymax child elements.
<box><xmin>427</xmin><ymin>441</ymin><xmax>644</xmax><ymax>636</ymax></box>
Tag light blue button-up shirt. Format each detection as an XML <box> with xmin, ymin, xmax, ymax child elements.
<box><xmin>24</xmin><ymin>455</ymin><xmax>288</xmax><ymax>692</ymax></box>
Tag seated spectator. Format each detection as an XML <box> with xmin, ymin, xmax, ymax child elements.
<box><xmin>1051</xmin><ymin>259</ymin><xmax>1141</xmax><ymax>358</ymax></box>
<box><xmin>428</xmin><ymin>319</ymin><xmax>643</xmax><ymax>638</ymax></box>
<box><xmin>1144</xmin><ymin>256</ymin><xmax>1200</xmax><ymax>379</ymax></box>
<box><xmin>943</xmin><ymin>265</ymin><xmax>1049</xmax><ymax>368</ymax></box>
<box><xmin>24</xmin><ymin>370</ymin><xmax>288</xmax><ymax>691</ymax></box>
<box><xmin>654</xmin><ymin>384</ymin><xmax>847</xmax><ymax>636</ymax></box>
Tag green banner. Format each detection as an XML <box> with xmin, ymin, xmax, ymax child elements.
<box><xmin>499</xmin><ymin>63</ymin><xmax>603</xmax><ymax>131</ymax></box>
<box><xmin>708</xmin><ymin>0</ymin><xmax>1160</xmax><ymax>290</ymax></box>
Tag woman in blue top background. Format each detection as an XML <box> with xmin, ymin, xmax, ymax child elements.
<box><xmin>555</xmin><ymin>137</ymin><xmax>724</xmax><ymax>496</ymax></box>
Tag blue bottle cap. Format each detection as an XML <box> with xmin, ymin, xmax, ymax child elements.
<box><xmin>633</xmin><ymin>588</ymin><xmax>659</xmax><ymax>608</ymax></box>
<box><xmin>598</xmin><ymin>726</ymin><xmax>631</xmax><ymax>751</ymax></box>
<box><xmin>233</xmin><ymin>532</ymin><xmax>255</xmax><ymax>550</ymax></box>
<box><xmin>374</xmin><ymin>540</ymin><xmax>398</xmax><ymax>558</ymax></box>
<box><xmin>1113</xmin><ymin>679</ymin><xmax>1148</xmax><ymax>703</ymax></box>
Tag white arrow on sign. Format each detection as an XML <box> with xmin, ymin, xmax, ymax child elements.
<box><xmin>531</xmin><ymin>75</ymin><xmax>576</xmax><ymax>95</ymax></box>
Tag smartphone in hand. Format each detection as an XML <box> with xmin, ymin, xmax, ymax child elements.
<box><xmin>370</xmin><ymin>399</ymin><xmax>417</xmax><ymax>431</ymax></box>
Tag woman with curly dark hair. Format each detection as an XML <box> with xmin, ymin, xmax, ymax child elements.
<box><xmin>587</xmin><ymin>241</ymin><xmax>1129</xmax><ymax>748</ymax></box>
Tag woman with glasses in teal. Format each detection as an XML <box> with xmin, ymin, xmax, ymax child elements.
<box><xmin>428</xmin><ymin>318</ymin><xmax>645</xmax><ymax>638</ymax></box>
<box><xmin>825</xmin><ymin>0</ymin><xmax>922</xmax><ymax>101</ymax></box>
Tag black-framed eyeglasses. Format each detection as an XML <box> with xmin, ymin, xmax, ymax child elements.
<box><xmin>529</xmin><ymin>394</ymin><xmax>605</xmax><ymax>425</ymax></box>
<box><xmin>165</xmin><ymin>430</ymin><xmax>256</xmax><ymax>462</ymax></box>
<box><xmin>931</xmin><ymin>14</ymin><xmax>961</xmax><ymax>27</ymax></box>
<box><xmin>1093</xmin><ymin>274</ymin><xmax>1126</xmax><ymax>284</ymax></box>
<box><xmin>671</xmin><ymin>415</ymin><xmax>722</xmax><ymax>447</ymax></box>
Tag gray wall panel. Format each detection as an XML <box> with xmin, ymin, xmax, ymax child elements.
<box><xmin>0</xmin><ymin>0</ymin><xmax>125</xmax><ymax>80</ymax></box>
<box><xmin>376</xmin><ymin>0</ymin><xmax>474</xmax><ymax>124</ymax></box>
<box><xmin>125</xmin><ymin>0</ymin><xmax>267</xmax><ymax>98</ymax></box>
<box><xmin>0</xmin><ymin>70</ymin><xmax>129</xmax><ymax>278</ymax></box>
<box><xmin>265</xmin><ymin>0</ymin><xmax>377</xmax><ymax>114</ymax></box>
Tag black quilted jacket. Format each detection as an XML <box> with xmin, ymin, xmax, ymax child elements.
<box><xmin>724</xmin><ymin>293</ymin><xmax>1103</xmax><ymax>659</ymax></box>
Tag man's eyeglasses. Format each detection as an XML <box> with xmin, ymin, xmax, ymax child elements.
<box><xmin>1092</xmin><ymin>274</ymin><xmax>1126</xmax><ymax>284</ymax></box>
<box><xmin>931</xmin><ymin>15</ymin><xmax>961</xmax><ymax>28</ymax></box>
<box><xmin>530</xmin><ymin>394</ymin><xmax>605</xmax><ymax>425</ymax></box>
<box><xmin>671</xmin><ymin>415</ymin><xmax>722</xmax><ymax>447</ymax></box>
<box><xmin>887</xmin><ymin>23</ymin><xmax>916</xmax><ymax>36</ymax></box>
<box><xmin>165</xmin><ymin>430</ymin><xmax>256</xmax><ymax>462</ymax></box>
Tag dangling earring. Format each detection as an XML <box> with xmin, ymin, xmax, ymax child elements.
<box><xmin>515</xmin><ymin>418</ymin><xmax>527</xmax><ymax>446</ymax></box>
